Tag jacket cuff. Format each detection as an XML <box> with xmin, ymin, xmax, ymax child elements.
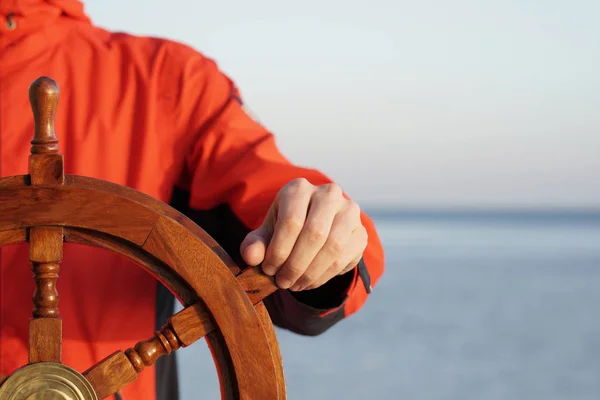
<box><xmin>262</xmin><ymin>258</ymin><xmax>372</xmax><ymax>336</ymax></box>
<box><xmin>263</xmin><ymin>267</ymin><xmax>357</xmax><ymax>336</ymax></box>
<box><xmin>288</xmin><ymin>265</ymin><xmax>359</xmax><ymax>316</ymax></box>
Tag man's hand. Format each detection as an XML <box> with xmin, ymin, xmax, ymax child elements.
<box><xmin>240</xmin><ymin>178</ymin><xmax>368</xmax><ymax>292</ymax></box>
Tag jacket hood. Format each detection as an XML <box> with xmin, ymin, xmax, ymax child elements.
<box><xmin>0</xmin><ymin>0</ymin><xmax>87</xmax><ymax>18</ymax></box>
<box><xmin>0</xmin><ymin>0</ymin><xmax>89</xmax><ymax>61</ymax></box>
<box><xmin>0</xmin><ymin>0</ymin><xmax>89</xmax><ymax>35</ymax></box>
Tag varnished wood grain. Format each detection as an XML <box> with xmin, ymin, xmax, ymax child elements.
<box><xmin>168</xmin><ymin>302</ymin><xmax>213</xmax><ymax>347</ymax></box>
<box><xmin>28</xmin><ymin>318</ymin><xmax>62</xmax><ymax>364</ymax></box>
<box><xmin>83</xmin><ymin>351</ymin><xmax>138</xmax><ymax>399</ymax></box>
<box><xmin>125</xmin><ymin>322</ymin><xmax>182</xmax><ymax>374</ymax></box>
<box><xmin>0</xmin><ymin>185</ymin><xmax>158</xmax><ymax>245</ymax></box>
<box><xmin>64</xmin><ymin>228</ymin><xmax>198</xmax><ymax>306</ymax></box>
<box><xmin>83</xmin><ymin>303</ymin><xmax>208</xmax><ymax>399</ymax></box>
<box><xmin>256</xmin><ymin>302</ymin><xmax>286</xmax><ymax>399</ymax></box>
<box><xmin>0</xmin><ymin>228</ymin><xmax>26</xmax><ymax>245</ymax></box>
<box><xmin>28</xmin><ymin>77</ymin><xmax>65</xmax><ymax>186</ymax></box>
<box><xmin>29</xmin><ymin>77</ymin><xmax>60</xmax><ymax>155</ymax></box>
<box><xmin>28</xmin><ymin>226</ymin><xmax>63</xmax><ymax>363</ymax></box>
<box><xmin>143</xmin><ymin>216</ymin><xmax>281</xmax><ymax>399</ymax></box>
<box><xmin>66</xmin><ymin>228</ymin><xmax>278</xmax><ymax>306</ymax></box>
<box><xmin>0</xmin><ymin>184</ymin><xmax>285</xmax><ymax>397</ymax></box>
<box><xmin>237</xmin><ymin>265</ymin><xmax>279</xmax><ymax>305</ymax></box>
<box><xmin>64</xmin><ymin>175</ymin><xmax>241</xmax><ymax>275</ymax></box>
<box><xmin>0</xmin><ymin>175</ymin><xmax>27</xmax><ymax>189</ymax></box>
<box><xmin>1</xmin><ymin>75</ymin><xmax>286</xmax><ymax>399</ymax></box>
<box><xmin>67</xmin><ymin>226</ymin><xmax>284</xmax><ymax>398</ymax></box>
<box><xmin>29</xmin><ymin>153</ymin><xmax>64</xmax><ymax>185</ymax></box>
<box><xmin>29</xmin><ymin>226</ymin><xmax>63</xmax><ymax>264</ymax></box>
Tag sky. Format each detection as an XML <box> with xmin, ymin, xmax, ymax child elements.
<box><xmin>85</xmin><ymin>0</ymin><xmax>599</xmax><ymax>209</ymax></box>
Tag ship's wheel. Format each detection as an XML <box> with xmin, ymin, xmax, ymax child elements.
<box><xmin>0</xmin><ymin>77</ymin><xmax>286</xmax><ymax>400</ymax></box>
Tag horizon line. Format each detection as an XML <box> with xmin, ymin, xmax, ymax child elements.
<box><xmin>361</xmin><ymin>206</ymin><xmax>600</xmax><ymax>216</ymax></box>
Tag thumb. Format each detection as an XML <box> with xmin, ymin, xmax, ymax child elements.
<box><xmin>240</xmin><ymin>225</ymin><xmax>271</xmax><ymax>267</ymax></box>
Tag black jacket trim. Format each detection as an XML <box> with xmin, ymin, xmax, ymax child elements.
<box><xmin>357</xmin><ymin>258</ymin><xmax>372</xmax><ymax>294</ymax></box>
<box><xmin>155</xmin><ymin>282</ymin><xmax>179</xmax><ymax>400</ymax></box>
<box><xmin>169</xmin><ymin>187</ymin><xmax>356</xmax><ymax>336</ymax></box>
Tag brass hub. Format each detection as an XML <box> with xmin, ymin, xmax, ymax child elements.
<box><xmin>0</xmin><ymin>363</ymin><xmax>97</xmax><ymax>400</ymax></box>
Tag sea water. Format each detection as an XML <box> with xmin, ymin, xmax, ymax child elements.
<box><xmin>177</xmin><ymin>211</ymin><xmax>600</xmax><ymax>399</ymax></box>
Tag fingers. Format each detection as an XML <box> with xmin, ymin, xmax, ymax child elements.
<box><xmin>304</xmin><ymin>225</ymin><xmax>368</xmax><ymax>291</ymax></box>
<box><xmin>275</xmin><ymin>184</ymin><xmax>344</xmax><ymax>289</ymax></box>
<box><xmin>258</xmin><ymin>178</ymin><xmax>368</xmax><ymax>293</ymax></box>
<box><xmin>289</xmin><ymin>201</ymin><xmax>360</xmax><ymax>291</ymax></box>
<box><xmin>241</xmin><ymin>200</ymin><xmax>277</xmax><ymax>267</ymax></box>
<box><xmin>240</xmin><ymin>226</ymin><xmax>270</xmax><ymax>266</ymax></box>
<box><xmin>261</xmin><ymin>179</ymin><xmax>313</xmax><ymax>277</ymax></box>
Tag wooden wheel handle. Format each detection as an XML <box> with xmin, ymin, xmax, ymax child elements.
<box><xmin>0</xmin><ymin>77</ymin><xmax>286</xmax><ymax>400</ymax></box>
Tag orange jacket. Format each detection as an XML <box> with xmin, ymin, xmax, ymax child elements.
<box><xmin>0</xmin><ymin>1</ymin><xmax>385</xmax><ymax>399</ymax></box>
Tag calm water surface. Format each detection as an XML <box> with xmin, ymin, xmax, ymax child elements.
<box><xmin>177</xmin><ymin>212</ymin><xmax>600</xmax><ymax>399</ymax></box>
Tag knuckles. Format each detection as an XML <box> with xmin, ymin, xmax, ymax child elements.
<box><xmin>277</xmin><ymin>215</ymin><xmax>304</xmax><ymax>233</ymax></box>
<box><xmin>357</xmin><ymin>226</ymin><xmax>369</xmax><ymax>248</ymax></box>
<box><xmin>270</xmin><ymin>179</ymin><xmax>369</xmax><ymax>291</ymax></box>
<box><xmin>267</xmin><ymin>248</ymin><xmax>290</xmax><ymax>265</ymax></box>
<box><xmin>330</xmin><ymin>259</ymin><xmax>343</xmax><ymax>272</ymax></box>
<box><xmin>297</xmin><ymin>272</ymin><xmax>319</xmax><ymax>287</ymax></box>
<box><xmin>321</xmin><ymin>182</ymin><xmax>343</xmax><ymax>197</ymax></box>
<box><xmin>344</xmin><ymin>200</ymin><xmax>361</xmax><ymax>219</ymax></box>
<box><xmin>304</xmin><ymin>224</ymin><xmax>328</xmax><ymax>244</ymax></box>
<box><xmin>314</xmin><ymin>183</ymin><xmax>343</xmax><ymax>203</ymax></box>
<box><xmin>325</xmin><ymin>237</ymin><xmax>345</xmax><ymax>254</ymax></box>
<box><xmin>281</xmin><ymin>180</ymin><xmax>353</xmax><ymax>211</ymax></box>
<box><xmin>282</xmin><ymin>177</ymin><xmax>313</xmax><ymax>196</ymax></box>
<box><xmin>281</xmin><ymin>262</ymin><xmax>305</xmax><ymax>276</ymax></box>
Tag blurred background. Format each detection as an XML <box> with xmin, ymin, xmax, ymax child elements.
<box><xmin>87</xmin><ymin>1</ymin><xmax>599</xmax><ymax>398</ymax></box>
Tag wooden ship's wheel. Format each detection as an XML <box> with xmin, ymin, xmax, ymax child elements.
<box><xmin>0</xmin><ymin>77</ymin><xmax>286</xmax><ymax>400</ymax></box>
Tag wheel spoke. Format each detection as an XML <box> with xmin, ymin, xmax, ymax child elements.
<box><xmin>0</xmin><ymin>76</ymin><xmax>287</xmax><ymax>399</ymax></box>
<box><xmin>28</xmin><ymin>226</ymin><xmax>64</xmax><ymax>363</ymax></box>
<box><xmin>83</xmin><ymin>302</ymin><xmax>211</xmax><ymax>399</ymax></box>
<box><xmin>25</xmin><ymin>77</ymin><xmax>66</xmax><ymax>364</ymax></box>
<box><xmin>28</xmin><ymin>318</ymin><xmax>62</xmax><ymax>364</ymax></box>
<box><xmin>237</xmin><ymin>265</ymin><xmax>279</xmax><ymax>304</ymax></box>
<box><xmin>83</xmin><ymin>352</ymin><xmax>137</xmax><ymax>400</ymax></box>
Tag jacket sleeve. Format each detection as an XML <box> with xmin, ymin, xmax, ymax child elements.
<box><xmin>175</xmin><ymin>55</ymin><xmax>385</xmax><ymax>336</ymax></box>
